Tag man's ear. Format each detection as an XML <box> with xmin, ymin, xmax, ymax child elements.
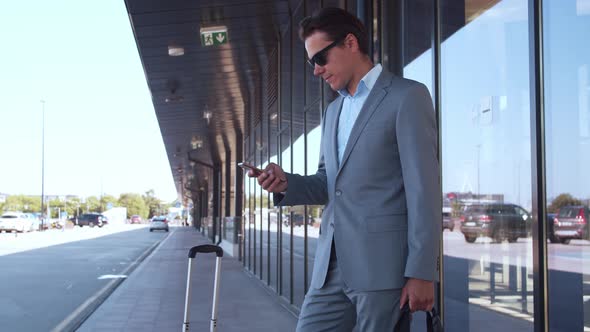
<box><xmin>345</xmin><ymin>33</ymin><xmax>359</xmax><ymax>53</ymax></box>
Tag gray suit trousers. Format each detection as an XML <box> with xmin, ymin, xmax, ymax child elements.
<box><xmin>296</xmin><ymin>243</ymin><xmax>409</xmax><ymax>332</ymax></box>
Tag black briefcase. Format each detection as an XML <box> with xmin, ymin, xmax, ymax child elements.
<box><xmin>394</xmin><ymin>305</ymin><xmax>443</xmax><ymax>332</ymax></box>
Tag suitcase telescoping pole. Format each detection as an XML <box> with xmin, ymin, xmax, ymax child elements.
<box><xmin>183</xmin><ymin>244</ymin><xmax>224</xmax><ymax>332</ymax></box>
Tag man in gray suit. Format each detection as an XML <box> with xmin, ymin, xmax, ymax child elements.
<box><xmin>249</xmin><ymin>7</ymin><xmax>440</xmax><ymax>331</ymax></box>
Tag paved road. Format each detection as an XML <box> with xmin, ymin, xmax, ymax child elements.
<box><xmin>0</xmin><ymin>225</ymin><xmax>167</xmax><ymax>331</ymax></box>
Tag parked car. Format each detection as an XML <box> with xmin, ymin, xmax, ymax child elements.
<box><xmin>77</xmin><ymin>213</ymin><xmax>108</xmax><ymax>227</ymax></box>
<box><xmin>149</xmin><ymin>216</ymin><xmax>169</xmax><ymax>232</ymax></box>
<box><xmin>442</xmin><ymin>208</ymin><xmax>454</xmax><ymax>231</ymax></box>
<box><xmin>0</xmin><ymin>212</ymin><xmax>36</xmax><ymax>232</ymax></box>
<box><xmin>546</xmin><ymin>213</ymin><xmax>559</xmax><ymax>243</ymax></box>
<box><xmin>553</xmin><ymin>206</ymin><xmax>589</xmax><ymax>244</ymax></box>
<box><xmin>130</xmin><ymin>215</ymin><xmax>142</xmax><ymax>224</ymax></box>
<box><xmin>283</xmin><ymin>214</ymin><xmax>312</xmax><ymax>227</ymax></box>
<box><xmin>460</xmin><ymin>203</ymin><xmax>531</xmax><ymax>243</ymax></box>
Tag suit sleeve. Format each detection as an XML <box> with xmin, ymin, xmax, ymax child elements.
<box><xmin>396</xmin><ymin>83</ymin><xmax>441</xmax><ymax>282</ymax></box>
<box><xmin>273</xmin><ymin>109</ymin><xmax>329</xmax><ymax>207</ymax></box>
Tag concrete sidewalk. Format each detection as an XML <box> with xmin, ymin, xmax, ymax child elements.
<box><xmin>77</xmin><ymin>227</ymin><xmax>298</xmax><ymax>332</ymax></box>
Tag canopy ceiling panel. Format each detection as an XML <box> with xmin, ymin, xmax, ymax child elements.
<box><xmin>124</xmin><ymin>0</ymin><xmax>290</xmax><ymax>197</ymax></box>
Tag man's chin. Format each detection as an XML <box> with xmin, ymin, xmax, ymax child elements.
<box><xmin>328</xmin><ymin>82</ymin><xmax>342</xmax><ymax>91</ymax></box>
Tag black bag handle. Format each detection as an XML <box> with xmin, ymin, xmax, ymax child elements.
<box><xmin>188</xmin><ymin>244</ymin><xmax>224</xmax><ymax>258</ymax></box>
<box><xmin>426</xmin><ymin>307</ymin><xmax>443</xmax><ymax>332</ymax></box>
<box><xmin>396</xmin><ymin>304</ymin><xmax>444</xmax><ymax>332</ymax></box>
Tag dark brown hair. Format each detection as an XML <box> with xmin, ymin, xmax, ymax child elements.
<box><xmin>298</xmin><ymin>7</ymin><xmax>369</xmax><ymax>55</ymax></box>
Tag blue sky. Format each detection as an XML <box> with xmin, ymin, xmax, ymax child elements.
<box><xmin>0</xmin><ymin>1</ymin><xmax>177</xmax><ymax>201</ymax></box>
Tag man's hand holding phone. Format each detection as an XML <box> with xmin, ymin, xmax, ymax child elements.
<box><xmin>239</xmin><ymin>162</ymin><xmax>288</xmax><ymax>193</ymax></box>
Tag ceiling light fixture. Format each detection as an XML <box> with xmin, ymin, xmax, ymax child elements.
<box><xmin>168</xmin><ymin>45</ymin><xmax>185</xmax><ymax>56</ymax></box>
<box><xmin>165</xmin><ymin>95</ymin><xmax>184</xmax><ymax>103</ymax></box>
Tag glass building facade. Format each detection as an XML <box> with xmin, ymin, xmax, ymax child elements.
<box><xmin>202</xmin><ymin>1</ymin><xmax>589</xmax><ymax>330</ymax></box>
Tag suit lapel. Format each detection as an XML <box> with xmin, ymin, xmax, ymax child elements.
<box><xmin>336</xmin><ymin>71</ymin><xmax>393</xmax><ymax>176</ymax></box>
<box><xmin>329</xmin><ymin>97</ymin><xmax>344</xmax><ymax>172</ymax></box>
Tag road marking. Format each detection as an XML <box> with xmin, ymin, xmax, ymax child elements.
<box><xmin>98</xmin><ymin>275</ymin><xmax>127</xmax><ymax>280</ymax></box>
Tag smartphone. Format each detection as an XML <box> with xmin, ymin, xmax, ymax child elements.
<box><xmin>238</xmin><ymin>162</ymin><xmax>263</xmax><ymax>176</ymax></box>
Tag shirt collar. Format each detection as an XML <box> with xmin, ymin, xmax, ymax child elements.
<box><xmin>338</xmin><ymin>63</ymin><xmax>383</xmax><ymax>98</ymax></box>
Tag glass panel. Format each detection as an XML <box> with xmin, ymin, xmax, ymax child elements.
<box><xmin>440</xmin><ymin>1</ymin><xmax>533</xmax><ymax>331</ymax></box>
<box><xmin>544</xmin><ymin>1</ymin><xmax>590</xmax><ymax>330</ymax></box>
<box><xmin>305</xmin><ymin>100</ymin><xmax>322</xmax><ymax>297</ymax></box>
<box><xmin>260</xmin><ymin>116</ymin><xmax>270</xmax><ymax>283</ymax></box>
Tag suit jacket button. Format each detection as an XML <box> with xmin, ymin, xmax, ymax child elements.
<box><xmin>335</xmin><ymin>190</ymin><xmax>342</xmax><ymax>196</ymax></box>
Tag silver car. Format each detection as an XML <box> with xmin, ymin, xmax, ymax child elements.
<box><xmin>149</xmin><ymin>216</ymin><xmax>169</xmax><ymax>232</ymax></box>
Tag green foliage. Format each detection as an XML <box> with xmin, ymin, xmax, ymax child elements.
<box><xmin>0</xmin><ymin>191</ymin><xmax>172</xmax><ymax>221</ymax></box>
<box><xmin>100</xmin><ymin>194</ymin><xmax>118</xmax><ymax>212</ymax></box>
<box><xmin>142</xmin><ymin>189</ymin><xmax>163</xmax><ymax>218</ymax></box>
<box><xmin>2</xmin><ymin>195</ymin><xmax>41</xmax><ymax>213</ymax></box>
<box><xmin>548</xmin><ymin>193</ymin><xmax>584</xmax><ymax>213</ymax></box>
<box><xmin>85</xmin><ymin>196</ymin><xmax>101</xmax><ymax>213</ymax></box>
<box><xmin>118</xmin><ymin>193</ymin><xmax>148</xmax><ymax>219</ymax></box>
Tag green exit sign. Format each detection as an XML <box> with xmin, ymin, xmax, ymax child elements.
<box><xmin>200</xmin><ymin>26</ymin><xmax>228</xmax><ymax>46</ymax></box>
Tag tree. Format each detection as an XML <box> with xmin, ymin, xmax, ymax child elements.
<box><xmin>142</xmin><ymin>189</ymin><xmax>162</xmax><ymax>218</ymax></box>
<box><xmin>118</xmin><ymin>193</ymin><xmax>148</xmax><ymax>219</ymax></box>
<box><xmin>3</xmin><ymin>195</ymin><xmax>41</xmax><ymax>213</ymax></box>
<box><xmin>100</xmin><ymin>194</ymin><xmax>118</xmax><ymax>212</ymax></box>
<box><xmin>47</xmin><ymin>197</ymin><xmax>67</xmax><ymax>218</ymax></box>
<box><xmin>548</xmin><ymin>193</ymin><xmax>583</xmax><ymax>213</ymax></box>
<box><xmin>65</xmin><ymin>197</ymin><xmax>82</xmax><ymax>217</ymax></box>
<box><xmin>85</xmin><ymin>196</ymin><xmax>101</xmax><ymax>213</ymax></box>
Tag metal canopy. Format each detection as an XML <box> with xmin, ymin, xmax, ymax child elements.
<box><xmin>124</xmin><ymin>0</ymin><xmax>290</xmax><ymax>198</ymax></box>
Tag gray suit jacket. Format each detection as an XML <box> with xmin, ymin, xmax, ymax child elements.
<box><xmin>274</xmin><ymin>69</ymin><xmax>441</xmax><ymax>291</ymax></box>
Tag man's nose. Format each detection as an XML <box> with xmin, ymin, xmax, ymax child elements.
<box><xmin>313</xmin><ymin>64</ymin><xmax>324</xmax><ymax>76</ymax></box>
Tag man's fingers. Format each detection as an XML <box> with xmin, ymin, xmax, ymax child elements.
<box><xmin>260</xmin><ymin>174</ymin><xmax>274</xmax><ymax>190</ymax></box>
<box><xmin>399</xmin><ymin>288</ymin><xmax>408</xmax><ymax>309</ymax></box>
<box><xmin>257</xmin><ymin>172</ymin><xmax>268</xmax><ymax>186</ymax></box>
<box><xmin>267</xmin><ymin>176</ymin><xmax>285</xmax><ymax>192</ymax></box>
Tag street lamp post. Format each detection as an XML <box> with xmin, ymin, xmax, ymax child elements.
<box><xmin>476</xmin><ymin>143</ymin><xmax>481</xmax><ymax>202</ymax></box>
<box><xmin>40</xmin><ymin>100</ymin><xmax>46</xmax><ymax>231</ymax></box>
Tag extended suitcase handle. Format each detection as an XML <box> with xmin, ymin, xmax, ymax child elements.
<box><xmin>188</xmin><ymin>244</ymin><xmax>224</xmax><ymax>258</ymax></box>
<box><xmin>184</xmin><ymin>244</ymin><xmax>223</xmax><ymax>332</ymax></box>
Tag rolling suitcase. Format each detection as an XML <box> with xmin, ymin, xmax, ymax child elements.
<box><xmin>183</xmin><ymin>244</ymin><xmax>224</xmax><ymax>332</ymax></box>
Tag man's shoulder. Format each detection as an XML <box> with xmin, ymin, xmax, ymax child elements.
<box><xmin>386</xmin><ymin>72</ymin><xmax>427</xmax><ymax>93</ymax></box>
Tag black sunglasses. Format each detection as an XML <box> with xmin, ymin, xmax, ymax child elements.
<box><xmin>307</xmin><ymin>38</ymin><xmax>344</xmax><ymax>68</ymax></box>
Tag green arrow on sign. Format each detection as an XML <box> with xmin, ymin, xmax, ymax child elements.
<box><xmin>213</xmin><ymin>32</ymin><xmax>227</xmax><ymax>45</ymax></box>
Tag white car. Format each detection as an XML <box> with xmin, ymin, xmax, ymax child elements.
<box><xmin>0</xmin><ymin>212</ymin><xmax>36</xmax><ymax>232</ymax></box>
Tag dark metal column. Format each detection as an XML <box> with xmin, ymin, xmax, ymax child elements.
<box><xmin>224</xmin><ymin>137</ymin><xmax>232</xmax><ymax>218</ymax></box>
<box><xmin>276</xmin><ymin>26</ymin><xmax>284</xmax><ymax>297</ymax></box>
<box><xmin>528</xmin><ymin>0</ymin><xmax>548</xmax><ymax>330</ymax></box>
<box><xmin>432</xmin><ymin>0</ymin><xmax>444</xmax><ymax>322</ymax></box>
<box><xmin>212</xmin><ymin>164</ymin><xmax>221</xmax><ymax>243</ymax></box>
<box><xmin>235</xmin><ymin>131</ymin><xmax>244</xmax><ymax>261</ymax></box>
<box><xmin>380</xmin><ymin>0</ymin><xmax>403</xmax><ymax>76</ymax></box>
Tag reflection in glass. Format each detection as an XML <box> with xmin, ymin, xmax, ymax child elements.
<box><xmin>544</xmin><ymin>1</ymin><xmax>590</xmax><ymax>330</ymax></box>
<box><xmin>436</xmin><ymin>0</ymin><xmax>533</xmax><ymax>330</ymax></box>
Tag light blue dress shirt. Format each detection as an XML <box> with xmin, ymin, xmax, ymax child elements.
<box><xmin>337</xmin><ymin>64</ymin><xmax>383</xmax><ymax>164</ymax></box>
